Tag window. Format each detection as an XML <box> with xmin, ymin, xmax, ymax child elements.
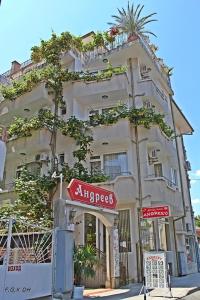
<box><xmin>90</xmin><ymin>152</ymin><xmax>128</xmax><ymax>180</ymax></box>
<box><xmin>58</xmin><ymin>153</ymin><xmax>65</xmax><ymax>165</ymax></box>
<box><xmin>90</xmin><ymin>155</ymin><xmax>101</xmax><ymax>175</ymax></box>
<box><xmin>171</xmin><ymin>168</ymin><xmax>178</xmax><ymax>186</ymax></box>
<box><xmin>60</xmin><ymin>106</ymin><xmax>66</xmax><ymax>115</ymax></box>
<box><xmin>118</xmin><ymin>210</ymin><xmax>131</xmax><ymax>252</ymax></box>
<box><xmin>104</xmin><ymin>152</ymin><xmax>128</xmax><ymax>180</ymax></box>
<box><xmin>154</xmin><ymin>163</ymin><xmax>163</xmax><ymax>177</ymax></box>
<box><xmin>89</xmin><ymin>107</ymin><xmax>115</xmax><ymax>119</ymax></box>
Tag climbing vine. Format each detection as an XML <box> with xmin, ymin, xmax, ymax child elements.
<box><xmin>0</xmin><ymin>31</ymin><xmax>174</xmax><ymax>226</ymax></box>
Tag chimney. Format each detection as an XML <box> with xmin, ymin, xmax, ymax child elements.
<box><xmin>11</xmin><ymin>60</ymin><xmax>21</xmax><ymax>74</ymax></box>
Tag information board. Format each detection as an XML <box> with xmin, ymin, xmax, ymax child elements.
<box><xmin>144</xmin><ymin>251</ymin><xmax>168</xmax><ymax>289</ymax></box>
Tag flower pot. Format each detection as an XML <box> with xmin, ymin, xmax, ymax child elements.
<box><xmin>127</xmin><ymin>33</ymin><xmax>139</xmax><ymax>42</ymax></box>
<box><xmin>73</xmin><ymin>285</ymin><xmax>84</xmax><ymax>299</ymax></box>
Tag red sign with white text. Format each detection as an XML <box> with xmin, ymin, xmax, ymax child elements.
<box><xmin>141</xmin><ymin>206</ymin><xmax>170</xmax><ymax>219</ymax></box>
<box><xmin>67</xmin><ymin>179</ymin><xmax>117</xmax><ymax>209</ymax></box>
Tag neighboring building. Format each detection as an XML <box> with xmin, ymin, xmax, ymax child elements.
<box><xmin>0</xmin><ymin>32</ymin><xmax>198</xmax><ymax>286</ymax></box>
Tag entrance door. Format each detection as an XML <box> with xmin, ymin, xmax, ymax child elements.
<box><xmin>81</xmin><ymin>213</ymin><xmax>106</xmax><ymax>288</ymax></box>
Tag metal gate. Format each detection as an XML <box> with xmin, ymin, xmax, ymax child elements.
<box><xmin>0</xmin><ymin>218</ymin><xmax>53</xmax><ymax>300</ymax></box>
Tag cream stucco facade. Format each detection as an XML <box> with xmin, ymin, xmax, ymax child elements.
<box><xmin>0</xmin><ymin>33</ymin><xmax>198</xmax><ymax>285</ymax></box>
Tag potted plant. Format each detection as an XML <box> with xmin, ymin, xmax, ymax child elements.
<box><xmin>73</xmin><ymin>244</ymin><xmax>99</xmax><ymax>300</ymax></box>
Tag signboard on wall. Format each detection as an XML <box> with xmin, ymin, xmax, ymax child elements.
<box><xmin>67</xmin><ymin>179</ymin><xmax>117</xmax><ymax>209</ymax></box>
<box><xmin>141</xmin><ymin>206</ymin><xmax>170</xmax><ymax>219</ymax></box>
<box><xmin>144</xmin><ymin>251</ymin><xmax>168</xmax><ymax>289</ymax></box>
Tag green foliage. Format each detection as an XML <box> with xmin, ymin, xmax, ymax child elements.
<box><xmin>0</xmin><ymin>66</ymin><xmax>126</xmax><ymax>101</ymax></box>
<box><xmin>195</xmin><ymin>216</ymin><xmax>200</xmax><ymax>227</ymax></box>
<box><xmin>108</xmin><ymin>2</ymin><xmax>157</xmax><ymax>38</ymax></box>
<box><xmin>62</xmin><ymin>163</ymin><xmax>108</xmax><ymax>184</ymax></box>
<box><xmin>1</xmin><ymin>28</ymin><xmax>173</xmax><ymax>228</ymax></box>
<box><xmin>0</xmin><ymin>168</ymin><xmax>55</xmax><ymax>228</ymax></box>
<box><xmin>74</xmin><ymin>244</ymin><xmax>99</xmax><ymax>285</ymax></box>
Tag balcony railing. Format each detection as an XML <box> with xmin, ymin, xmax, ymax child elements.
<box><xmin>145</xmin><ymin>174</ymin><xmax>178</xmax><ymax>190</ymax></box>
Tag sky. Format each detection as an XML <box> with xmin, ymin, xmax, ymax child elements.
<box><xmin>0</xmin><ymin>0</ymin><xmax>200</xmax><ymax>214</ymax></box>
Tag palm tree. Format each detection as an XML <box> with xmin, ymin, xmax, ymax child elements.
<box><xmin>73</xmin><ymin>244</ymin><xmax>99</xmax><ymax>286</ymax></box>
<box><xmin>108</xmin><ymin>1</ymin><xmax>157</xmax><ymax>40</ymax></box>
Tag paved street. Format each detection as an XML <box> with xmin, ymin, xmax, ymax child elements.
<box><xmin>84</xmin><ymin>272</ymin><xmax>200</xmax><ymax>300</ymax></box>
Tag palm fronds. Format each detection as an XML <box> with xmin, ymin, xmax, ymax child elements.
<box><xmin>108</xmin><ymin>1</ymin><xmax>157</xmax><ymax>38</ymax></box>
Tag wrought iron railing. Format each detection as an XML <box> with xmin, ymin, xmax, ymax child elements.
<box><xmin>145</xmin><ymin>174</ymin><xmax>178</xmax><ymax>190</ymax></box>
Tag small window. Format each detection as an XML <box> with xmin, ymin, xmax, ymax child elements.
<box><xmin>58</xmin><ymin>153</ymin><xmax>65</xmax><ymax>165</ymax></box>
<box><xmin>60</xmin><ymin>106</ymin><xmax>66</xmax><ymax>115</ymax></box>
<box><xmin>154</xmin><ymin>163</ymin><xmax>163</xmax><ymax>177</ymax></box>
<box><xmin>90</xmin><ymin>160</ymin><xmax>101</xmax><ymax>175</ymax></box>
<box><xmin>171</xmin><ymin>168</ymin><xmax>178</xmax><ymax>186</ymax></box>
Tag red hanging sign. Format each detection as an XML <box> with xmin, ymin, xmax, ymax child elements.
<box><xmin>141</xmin><ymin>206</ymin><xmax>170</xmax><ymax>219</ymax></box>
<box><xmin>67</xmin><ymin>179</ymin><xmax>117</xmax><ymax>209</ymax></box>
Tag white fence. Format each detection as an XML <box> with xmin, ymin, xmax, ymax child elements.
<box><xmin>0</xmin><ymin>218</ymin><xmax>53</xmax><ymax>300</ymax></box>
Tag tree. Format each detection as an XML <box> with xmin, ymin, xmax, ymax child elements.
<box><xmin>195</xmin><ymin>216</ymin><xmax>200</xmax><ymax>227</ymax></box>
<box><xmin>108</xmin><ymin>1</ymin><xmax>157</xmax><ymax>39</ymax></box>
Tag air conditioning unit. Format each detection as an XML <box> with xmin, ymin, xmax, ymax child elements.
<box><xmin>35</xmin><ymin>153</ymin><xmax>49</xmax><ymax>162</ymax></box>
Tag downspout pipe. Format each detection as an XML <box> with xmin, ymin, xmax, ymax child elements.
<box><xmin>169</xmin><ymin>95</ymin><xmax>187</xmax><ymax>221</ymax></box>
<box><xmin>169</xmin><ymin>95</ymin><xmax>196</xmax><ymax>274</ymax></box>
<box><xmin>129</xmin><ymin>57</ymin><xmax>144</xmax><ymax>281</ymax></box>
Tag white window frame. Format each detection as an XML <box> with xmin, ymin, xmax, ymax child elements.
<box><xmin>90</xmin><ymin>152</ymin><xmax>129</xmax><ymax>179</ymax></box>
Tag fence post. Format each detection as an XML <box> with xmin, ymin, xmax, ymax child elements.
<box><xmin>52</xmin><ymin>199</ymin><xmax>74</xmax><ymax>300</ymax></box>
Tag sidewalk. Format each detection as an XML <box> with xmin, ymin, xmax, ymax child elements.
<box><xmin>84</xmin><ymin>272</ymin><xmax>200</xmax><ymax>300</ymax></box>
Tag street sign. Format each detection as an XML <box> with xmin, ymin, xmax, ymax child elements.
<box><xmin>144</xmin><ymin>251</ymin><xmax>168</xmax><ymax>289</ymax></box>
<box><xmin>67</xmin><ymin>179</ymin><xmax>117</xmax><ymax>209</ymax></box>
<box><xmin>141</xmin><ymin>206</ymin><xmax>170</xmax><ymax>219</ymax></box>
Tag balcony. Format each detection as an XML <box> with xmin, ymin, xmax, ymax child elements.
<box><xmin>143</xmin><ymin>175</ymin><xmax>183</xmax><ymax>216</ymax></box>
<box><xmin>7</xmin><ymin>129</ymin><xmax>51</xmax><ymax>156</ymax></box>
<box><xmin>0</xmin><ymin>83</ymin><xmax>50</xmax><ymax>126</ymax></box>
<box><xmin>73</xmin><ymin>72</ymin><xmax>128</xmax><ymax>102</ymax></box>
<box><xmin>80</xmin><ymin>33</ymin><xmax>171</xmax><ymax>88</ymax></box>
<box><xmin>91</xmin><ymin>119</ymin><xmax>131</xmax><ymax>145</ymax></box>
<box><xmin>94</xmin><ymin>174</ymin><xmax>137</xmax><ymax>205</ymax></box>
<box><xmin>137</xmin><ymin>79</ymin><xmax>169</xmax><ymax>112</ymax></box>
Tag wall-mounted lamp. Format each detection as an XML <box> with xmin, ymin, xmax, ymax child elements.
<box><xmin>69</xmin><ymin>209</ymin><xmax>76</xmax><ymax>224</ymax></box>
<box><xmin>24</xmin><ymin>108</ymin><xmax>30</xmax><ymax>112</ymax></box>
<box><xmin>103</xmin><ymin>58</ymin><xmax>108</xmax><ymax>63</ymax></box>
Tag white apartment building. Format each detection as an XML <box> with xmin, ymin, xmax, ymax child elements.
<box><xmin>0</xmin><ymin>32</ymin><xmax>198</xmax><ymax>286</ymax></box>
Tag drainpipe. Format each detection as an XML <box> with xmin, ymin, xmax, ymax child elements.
<box><xmin>169</xmin><ymin>95</ymin><xmax>193</xmax><ymax>274</ymax></box>
<box><xmin>128</xmin><ymin>57</ymin><xmax>144</xmax><ymax>281</ymax></box>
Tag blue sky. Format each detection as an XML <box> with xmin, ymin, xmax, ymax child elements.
<box><xmin>0</xmin><ymin>0</ymin><xmax>200</xmax><ymax>214</ymax></box>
